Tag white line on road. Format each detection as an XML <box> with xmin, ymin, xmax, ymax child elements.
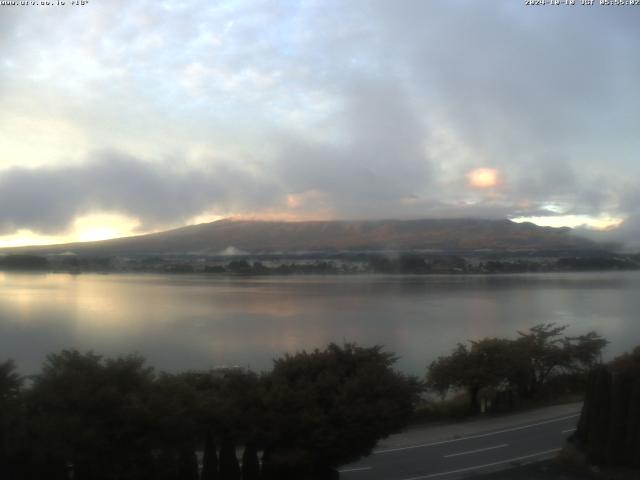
<box><xmin>375</xmin><ymin>414</ymin><xmax>579</xmax><ymax>454</ymax></box>
<box><xmin>562</xmin><ymin>428</ymin><xmax>576</xmax><ymax>433</ymax></box>
<box><xmin>338</xmin><ymin>466</ymin><xmax>372</xmax><ymax>473</ymax></box>
<box><xmin>443</xmin><ymin>443</ymin><xmax>508</xmax><ymax>458</ymax></box>
<box><xmin>400</xmin><ymin>448</ymin><xmax>561</xmax><ymax>480</ymax></box>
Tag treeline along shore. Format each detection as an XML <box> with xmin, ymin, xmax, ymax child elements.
<box><xmin>2</xmin><ymin>323</ymin><xmax>637</xmax><ymax>479</ymax></box>
<box><xmin>1</xmin><ymin>251</ymin><xmax>639</xmax><ymax>275</ymax></box>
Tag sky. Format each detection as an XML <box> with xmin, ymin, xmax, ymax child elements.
<box><xmin>0</xmin><ymin>0</ymin><xmax>639</xmax><ymax>247</ymax></box>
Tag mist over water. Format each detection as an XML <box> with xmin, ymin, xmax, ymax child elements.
<box><xmin>1</xmin><ymin>271</ymin><xmax>638</xmax><ymax>376</ymax></box>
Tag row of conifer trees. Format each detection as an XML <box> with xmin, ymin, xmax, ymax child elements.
<box><xmin>572</xmin><ymin>346</ymin><xmax>640</xmax><ymax>468</ymax></box>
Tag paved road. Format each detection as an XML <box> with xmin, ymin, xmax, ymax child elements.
<box><xmin>339</xmin><ymin>412</ymin><xmax>579</xmax><ymax>480</ymax></box>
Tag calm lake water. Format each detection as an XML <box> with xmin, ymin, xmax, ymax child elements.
<box><xmin>1</xmin><ymin>271</ymin><xmax>639</xmax><ymax>375</ymax></box>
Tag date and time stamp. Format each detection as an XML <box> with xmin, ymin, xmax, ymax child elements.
<box><xmin>0</xmin><ymin>1</ymin><xmax>88</xmax><ymax>6</ymax></box>
<box><xmin>526</xmin><ymin>0</ymin><xmax>640</xmax><ymax>5</ymax></box>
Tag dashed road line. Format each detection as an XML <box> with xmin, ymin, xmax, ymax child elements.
<box><xmin>338</xmin><ymin>466</ymin><xmax>372</xmax><ymax>473</ymax></box>
<box><xmin>443</xmin><ymin>443</ymin><xmax>508</xmax><ymax>458</ymax></box>
<box><xmin>400</xmin><ymin>448</ymin><xmax>562</xmax><ymax>480</ymax></box>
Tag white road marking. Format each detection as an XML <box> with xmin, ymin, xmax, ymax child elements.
<box><xmin>443</xmin><ymin>443</ymin><xmax>508</xmax><ymax>458</ymax></box>
<box><xmin>338</xmin><ymin>466</ymin><xmax>372</xmax><ymax>473</ymax></box>
<box><xmin>400</xmin><ymin>448</ymin><xmax>561</xmax><ymax>480</ymax></box>
<box><xmin>562</xmin><ymin>428</ymin><xmax>576</xmax><ymax>433</ymax></box>
<box><xmin>375</xmin><ymin>413</ymin><xmax>579</xmax><ymax>454</ymax></box>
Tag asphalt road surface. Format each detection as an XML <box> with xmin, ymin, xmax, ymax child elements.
<box><xmin>339</xmin><ymin>413</ymin><xmax>579</xmax><ymax>480</ymax></box>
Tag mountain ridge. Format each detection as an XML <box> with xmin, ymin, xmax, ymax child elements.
<box><xmin>0</xmin><ymin>218</ymin><xmax>599</xmax><ymax>256</ymax></box>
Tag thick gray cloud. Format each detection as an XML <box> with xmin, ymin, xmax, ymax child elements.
<box><xmin>363</xmin><ymin>2</ymin><xmax>639</xmax><ymax>217</ymax></box>
<box><xmin>275</xmin><ymin>78</ymin><xmax>432</xmax><ymax>219</ymax></box>
<box><xmin>1</xmin><ymin>0</ymin><xmax>639</xmax><ymax>241</ymax></box>
<box><xmin>0</xmin><ymin>153</ymin><xmax>279</xmax><ymax>234</ymax></box>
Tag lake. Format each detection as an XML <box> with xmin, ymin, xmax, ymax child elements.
<box><xmin>1</xmin><ymin>271</ymin><xmax>639</xmax><ymax>376</ymax></box>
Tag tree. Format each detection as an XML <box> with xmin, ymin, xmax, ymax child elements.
<box><xmin>0</xmin><ymin>360</ymin><xmax>22</xmax><ymax>401</ymax></box>
<box><xmin>261</xmin><ymin>343</ymin><xmax>421</xmax><ymax>477</ymax></box>
<box><xmin>178</xmin><ymin>448</ymin><xmax>199</xmax><ymax>480</ymax></box>
<box><xmin>241</xmin><ymin>444</ymin><xmax>260</xmax><ymax>480</ymax></box>
<box><xmin>609</xmin><ymin>346</ymin><xmax>640</xmax><ymax>467</ymax></box>
<box><xmin>201</xmin><ymin>431</ymin><xmax>219</xmax><ymax>480</ymax></box>
<box><xmin>0</xmin><ymin>360</ymin><xmax>24</xmax><ymax>478</ymax></box>
<box><xmin>515</xmin><ymin>324</ymin><xmax>607</xmax><ymax>397</ymax></box>
<box><xmin>3</xmin><ymin>344</ymin><xmax>422</xmax><ymax>480</ymax></box>
<box><xmin>147</xmin><ymin>372</ymin><xmax>204</xmax><ymax>480</ymax></box>
<box><xmin>427</xmin><ymin>338</ymin><xmax>523</xmax><ymax>412</ymax></box>
<box><xmin>566</xmin><ymin>331</ymin><xmax>608</xmax><ymax>369</ymax></box>
<box><xmin>609</xmin><ymin>345</ymin><xmax>640</xmax><ymax>377</ymax></box>
<box><xmin>572</xmin><ymin>346</ymin><xmax>640</xmax><ymax>468</ymax></box>
<box><xmin>28</xmin><ymin>350</ymin><xmax>158</xmax><ymax>480</ymax></box>
<box><xmin>219</xmin><ymin>436</ymin><xmax>241</xmax><ymax>480</ymax></box>
<box><xmin>427</xmin><ymin>325</ymin><xmax>608</xmax><ymax>412</ymax></box>
<box><xmin>215</xmin><ymin>369</ymin><xmax>264</xmax><ymax>448</ymax></box>
<box><xmin>515</xmin><ymin>323</ymin><xmax>571</xmax><ymax>396</ymax></box>
<box><xmin>178</xmin><ymin>368</ymin><xmax>263</xmax><ymax>479</ymax></box>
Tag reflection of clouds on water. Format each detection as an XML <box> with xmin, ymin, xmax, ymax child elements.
<box><xmin>1</xmin><ymin>272</ymin><xmax>640</xmax><ymax>375</ymax></box>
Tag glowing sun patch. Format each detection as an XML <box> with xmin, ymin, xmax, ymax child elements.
<box><xmin>74</xmin><ymin>213</ymin><xmax>141</xmax><ymax>242</ymax></box>
<box><xmin>467</xmin><ymin>168</ymin><xmax>500</xmax><ymax>189</ymax></box>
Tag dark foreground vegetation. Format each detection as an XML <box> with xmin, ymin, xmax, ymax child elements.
<box><xmin>0</xmin><ymin>344</ymin><xmax>420</xmax><ymax>480</ymax></box>
<box><xmin>571</xmin><ymin>346</ymin><xmax>640</xmax><ymax>470</ymax></box>
<box><xmin>1</xmin><ymin>326</ymin><xmax>633</xmax><ymax>480</ymax></box>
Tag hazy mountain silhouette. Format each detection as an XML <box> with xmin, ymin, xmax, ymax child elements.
<box><xmin>0</xmin><ymin>218</ymin><xmax>599</xmax><ymax>256</ymax></box>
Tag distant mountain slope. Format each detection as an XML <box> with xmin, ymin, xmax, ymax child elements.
<box><xmin>0</xmin><ymin>218</ymin><xmax>599</xmax><ymax>256</ymax></box>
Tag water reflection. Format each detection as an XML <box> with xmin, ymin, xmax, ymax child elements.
<box><xmin>1</xmin><ymin>272</ymin><xmax>639</xmax><ymax>375</ymax></box>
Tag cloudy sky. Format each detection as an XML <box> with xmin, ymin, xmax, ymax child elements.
<box><xmin>1</xmin><ymin>0</ymin><xmax>639</xmax><ymax>247</ymax></box>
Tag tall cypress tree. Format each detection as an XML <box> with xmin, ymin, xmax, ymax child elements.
<box><xmin>201</xmin><ymin>432</ymin><xmax>219</xmax><ymax>480</ymax></box>
<box><xmin>606</xmin><ymin>375</ymin><xmax>632</xmax><ymax>464</ymax></box>
<box><xmin>156</xmin><ymin>449</ymin><xmax>180</xmax><ymax>480</ymax></box>
<box><xmin>36</xmin><ymin>455</ymin><xmax>69</xmax><ymax>480</ymax></box>
<box><xmin>260</xmin><ymin>449</ymin><xmax>275</xmax><ymax>480</ymax></box>
<box><xmin>577</xmin><ymin>353</ymin><xmax>640</xmax><ymax>469</ymax></box>
<box><xmin>179</xmin><ymin>448</ymin><xmax>199</xmax><ymax>480</ymax></box>
<box><xmin>627</xmin><ymin>380</ymin><xmax>640</xmax><ymax>467</ymax></box>
<box><xmin>586</xmin><ymin>366</ymin><xmax>611</xmax><ymax>464</ymax></box>
<box><xmin>574</xmin><ymin>368</ymin><xmax>597</xmax><ymax>448</ymax></box>
<box><xmin>241</xmin><ymin>444</ymin><xmax>260</xmax><ymax>480</ymax></box>
<box><xmin>219</xmin><ymin>437</ymin><xmax>241</xmax><ymax>480</ymax></box>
